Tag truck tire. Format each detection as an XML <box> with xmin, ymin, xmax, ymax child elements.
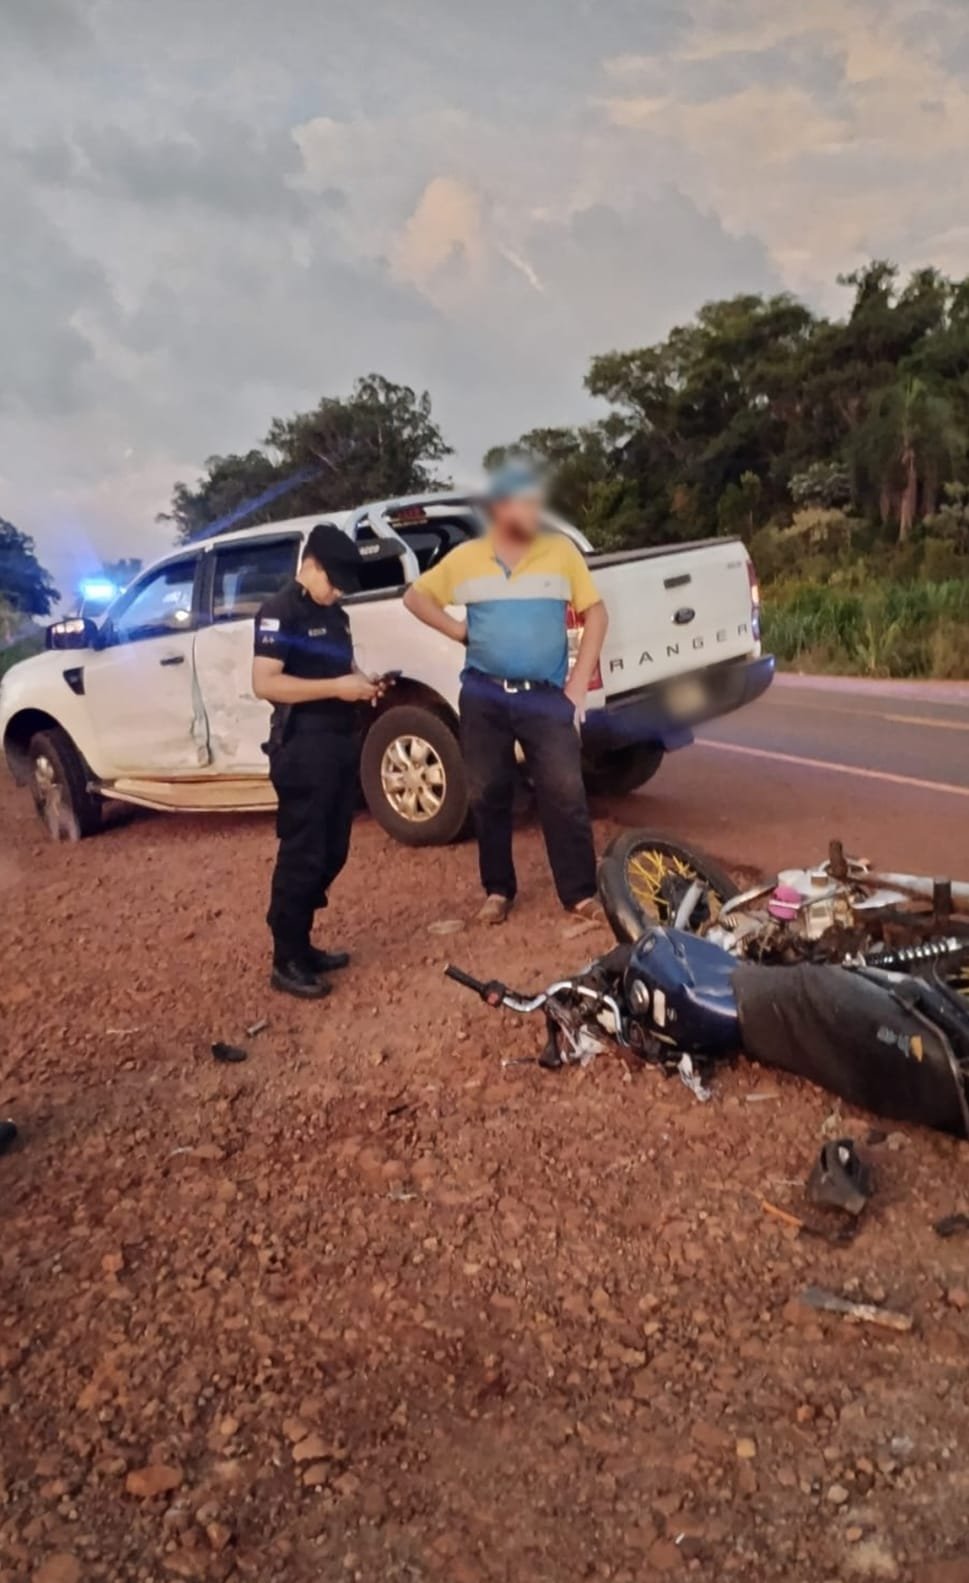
<box><xmin>28</xmin><ymin>727</ymin><xmax>102</xmax><ymax>842</ymax></box>
<box><xmin>583</xmin><ymin>743</ymin><xmax>664</xmax><ymax>798</ymax></box>
<box><xmin>360</xmin><ymin>705</ymin><xmax>469</xmax><ymax>847</ymax></box>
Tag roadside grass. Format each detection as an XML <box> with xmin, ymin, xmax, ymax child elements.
<box><xmin>763</xmin><ymin>578</ymin><xmax>969</xmax><ymax>678</ymax></box>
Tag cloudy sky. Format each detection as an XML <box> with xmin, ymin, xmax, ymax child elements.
<box><xmin>3</xmin><ymin>0</ymin><xmax>969</xmax><ymax>595</ymax></box>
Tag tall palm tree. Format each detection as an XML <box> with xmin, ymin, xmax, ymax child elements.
<box><xmin>849</xmin><ymin>377</ymin><xmax>964</xmax><ymax>540</ymax></box>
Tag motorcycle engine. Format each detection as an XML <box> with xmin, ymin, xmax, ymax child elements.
<box><xmin>705</xmin><ymin>910</ymin><xmax>765</xmax><ymax>956</ymax></box>
<box><xmin>669</xmin><ymin>857</ymin><xmax>917</xmax><ymax>965</ymax></box>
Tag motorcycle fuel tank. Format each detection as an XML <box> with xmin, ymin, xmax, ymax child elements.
<box><xmin>624</xmin><ymin>926</ymin><xmax>741</xmax><ymax>1060</ymax></box>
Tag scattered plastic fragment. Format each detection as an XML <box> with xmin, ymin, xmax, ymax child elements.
<box><xmin>933</xmin><ymin>1212</ymin><xmax>969</xmax><ymax>1239</ymax></box>
<box><xmin>211</xmin><ymin>1041</ymin><xmax>248</xmax><ymax>1064</ymax></box>
<box><xmin>806</xmin><ymin>1139</ymin><xmax>873</xmax><ymax>1217</ymax></box>
<box><xmin>761</xmin><ymin>1198</ymin><xmax>858</xmax><ymax>1245</ymax></box>
<box><xmin>800</xmin><ymin>1285</ymin><xmax>913</xmax><ymax>1332</ymax></box>
<box><xmin>677</xmin><ymin>1053</ymin><xmax>711</xmax><ymax>1102</ymax></box>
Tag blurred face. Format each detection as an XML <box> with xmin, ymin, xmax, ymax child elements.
<box><xmin>299</xmin><ymin>556</ymin><xmax>343</xmax><ymax>604</ymax></box>
<box><xmin>489</xmin><ymin>488</ymin><xmax>542</xmax><ymax>542</ymax></box>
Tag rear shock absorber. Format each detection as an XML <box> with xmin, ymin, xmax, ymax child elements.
<box><xmin>861</xmin><ymin>937</ymin><xmax>967</xmax><ymax>971</ymax></box>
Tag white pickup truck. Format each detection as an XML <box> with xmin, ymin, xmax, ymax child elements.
<box><xmin>0</xmin><ymin>492</ymin><xmax>773</xmax><ymax>844</ymax></box>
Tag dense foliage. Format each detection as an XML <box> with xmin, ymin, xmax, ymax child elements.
<box><xmin>487</xmin><ymin>263</ymin><xmax>969</xmax><ymax>675</ymax></box>
<box><xmin>0</xmin><ymin>518</ymin><xmax>59</xmax><ymax>619</ymax></box>
<box><xmin>161</xmin><ymin>374</ymin><xmax>453</xmax><ymax>543</ymax></box>
<box><xmin>490</xmin><ymin>264</ymin><xmax>969</xmax><ymax>553</ymax></box>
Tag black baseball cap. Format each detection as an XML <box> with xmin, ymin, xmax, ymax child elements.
<box><xmin>303</xmin><ymin>522</ymin><xmax>364</xmax><ymax>594</ymax></box>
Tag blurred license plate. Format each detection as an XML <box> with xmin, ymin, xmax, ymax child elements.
<box><xmin>666</xmin><ymin>678</ymin><xmax>707</xmax><ymax>719</ymax></box>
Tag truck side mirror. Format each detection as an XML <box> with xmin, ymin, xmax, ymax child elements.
<box><xmin>45</xmin><ymin>616</ymin><xmax>98</xmax><ymax>651</ymax></box>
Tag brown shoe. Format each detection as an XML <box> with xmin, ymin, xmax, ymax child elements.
<box><xmin>477</xmin><ymin>894</ymin><xmax>513</xmax><ymax>926</ymax></box>
<box><xmin>568</xmin><ymin>897</ymin><xmax>605</xmax><ymax>923</ymax></box>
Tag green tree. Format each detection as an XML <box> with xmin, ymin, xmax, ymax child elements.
<box><xmin>717</xmin><ymin>472</ymin><xmax>764</xmax><ymax>538</ymax></box>
<box><xmin>0</xmin><ymin>517</ymin><xmax>59</xmax><ymax>617</ymax></box>
<box><xmin>849</xmin><ymin>376</ymin><xmax>964</xmax><ymax>538</ymax></box>
<box><xmin>101</xmin><ymin>557</ymin><xmax>143</xmax><ymax>590</ymax></box>
<box><xmin>924</xmin><ymin>482</ymin><xmax>969</xmax><ymax>560</ymax></box>
<box><xmin>572</xmin><ymin>263</ymin><xmax>969</xmax><ymax>549</ymax></box>
<box><xmin>586</xmin><ymin>293</ymin><xmax>817</xmax><ymax>533</ymax></box>
<box><xmin>789</xmin><ymin>462</ymin><xmax>852</xmax><ymax>510</ymax></box>
<box><xmin>162</xmin><ymin>451</ymin><xmax>291</xmax><ymax>543</ymax></box>
<box><xmin>163</xmin><ymin>376</ymin><xmax>452</xmax><ymax>542</ymax></box>
<box><xmin>267</xmin><ymin>373</ymin><xmax>452</xmax><ymax>513</ymax></box>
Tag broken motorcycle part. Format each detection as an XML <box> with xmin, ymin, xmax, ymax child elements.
<box><xmin>806</xmin><ymin>1138</ymin><xmax>873</xmax><ymax>1217</ymax></box>
<box><xmin>799</xmin><ymin>1285</ymin><xmax>913</xmax><ymax>1332</ymax></box>
<box><xmin>761</xmin><ymin>1198</ymin><xmax>859</xmax><ymax>1245</ymax></box>
<box><xmin>211</xmin><ymin>1041</ymin><xmax>248</xmax><ymax>1064</ymax></box>
<box><xmin>933</xmin><ymin>1212</ymin><xmax>969</xmax><ymax>1239</ymax></box>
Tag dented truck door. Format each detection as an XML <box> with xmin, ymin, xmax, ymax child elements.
<box><xmin>79</xmin><ymin>553</ymin><xmax>209</xmax><ymax>777</ymax></box>
<box><xmin>192</xmin><ymin>534</ymin><xmax>301</xmax><ymax>775</ymax></box>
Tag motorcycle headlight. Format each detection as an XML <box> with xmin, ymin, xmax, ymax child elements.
<box><xmin>629</xmin><ymin>979</ymin><xmax>651</xmax><ymax>1014</ymax></box>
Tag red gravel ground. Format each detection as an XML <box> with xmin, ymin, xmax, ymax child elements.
<box><xmin>3</xmin><ymin>775</ymin><xmax>969</xmax><ymax>1583</ymax></box>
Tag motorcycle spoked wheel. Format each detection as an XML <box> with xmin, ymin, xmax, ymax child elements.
<box><xmin>598</xmin><ymin>829</ymin><xmax>740</xmax><ymax>945</ymax></box>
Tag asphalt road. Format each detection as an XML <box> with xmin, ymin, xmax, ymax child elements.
<box><xmin>616</xmin><ymin>672</ymin><xmax>969</xmax><ymax>881</ymax></box>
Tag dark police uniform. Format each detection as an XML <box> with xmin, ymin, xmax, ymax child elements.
<box><xmin>254</xmin><ymin>578</ymin><xmax>360</xmax><ymax>971</ymax></box>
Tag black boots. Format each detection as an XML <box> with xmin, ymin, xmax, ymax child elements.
<box><xmin>271</xmin><ymin>960</ymin><xmax>332</xmax><ymax>1000</ymax></box>
<box><xmin>270</xmin><ymin>943</ymin><xmax>350</xmax><ymax>998</ymax></box>
<box><xmin>304</xmin><ymin>945</ymin><xmax>351</xmax><ymax>974</ymax></box>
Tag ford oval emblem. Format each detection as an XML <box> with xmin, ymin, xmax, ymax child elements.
<box><xmin>673</xmin><ymin>606</ymin><xmax>696</xmax><ymax>625</ymax></box>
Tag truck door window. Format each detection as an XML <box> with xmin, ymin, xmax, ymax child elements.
<box><xmin>393</xmin><ymin>515</ymin><xmax>477</xmax><ymax>571</ymax></box>
<box><xmin>395</xmin><ymin>526</ymin><xmax>451</xmax><ymax>572</ymax></box>
<box><xmin>211</xmin><ymin>538</ymin><xmax>298</xmax><ymax>622</ymax></box>
<box><xmin>349</xmin><ymin>528</ymin><xmax>408</xmax><ymax>594</ymax></box>
<box><xmin>107</xmin><ymin>559</ymin><xmax>199</xmax><ymax>645</ymax></box>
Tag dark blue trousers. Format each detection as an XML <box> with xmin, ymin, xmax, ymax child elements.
<box><xmin>267</xmin><ymin>726</ymin><xmax>358</xmax><ymax>964</ymax></box>
<box><xmin>459</xmin><ymin>672</ymin><xmax>597</xmax><ymax>908</ymax></box>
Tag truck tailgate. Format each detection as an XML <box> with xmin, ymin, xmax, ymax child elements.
<box><xmin>589</xmin><ymin>538</ymin><xmax>757</xmax><ymax>699</ymax></box>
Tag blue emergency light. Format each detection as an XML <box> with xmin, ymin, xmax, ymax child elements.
<box><xmin>78</xmin><ymin>578</ymin><xmax>118</xmax><ymax>604</ymax></box>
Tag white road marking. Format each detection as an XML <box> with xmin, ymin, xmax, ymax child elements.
<box><xmin>756</xmin><ymin>697</ymin><xmax>969</xmax><ymax>729</ymax></box>
<box><xmin>883</xmin><ymin>713</ymin><xmax>969</xmax><ymax>732</ymax></box>
<box><xmin>697</xmin><ymin>739</ymin><xmax>969</xmax><ymax>798</ymax></box>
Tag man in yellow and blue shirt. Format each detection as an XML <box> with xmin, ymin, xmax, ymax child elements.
<box><xmin>404</xmin><ymin>464</ymin><xmax>608</xmax><ymax>923</ymax></box>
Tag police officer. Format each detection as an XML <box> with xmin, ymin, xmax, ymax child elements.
<box><xmin>252</xmin><ymin>523</ymin><xmax>381</xmax><ymax>999</ymax></box>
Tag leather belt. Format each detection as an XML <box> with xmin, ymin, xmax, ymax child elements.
<box><xmin>468</xmin><ymin>668</ymin><xmax>555</xmax><ymax>694</ymax></box>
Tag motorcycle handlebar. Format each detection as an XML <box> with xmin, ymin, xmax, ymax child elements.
<box><xmin>444</xmin><ymin>964</ymin><xmax>490</xmax><ymax>995</ymax></box>
<box><xmin>446</xmin><ymin>956</ymin><xmax>522</xmax><ymax>1006</ymax></box>
<box><xmin>445</xmin><ymin>965</ymin><xmax>598</xmax><ymax>1016</ymax></box>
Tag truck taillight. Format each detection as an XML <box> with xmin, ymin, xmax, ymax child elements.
<box><xmin>566</xmin><ymin>605</ymin><xmax>603</xmax><ymax>691</ymax></box>
<box><xmin>746</xmin><ymin>557</ymin><xmax>762</xmax><ymax>643</ymax></box>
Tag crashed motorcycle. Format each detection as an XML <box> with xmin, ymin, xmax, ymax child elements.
<box><xmin>597</xmin><ymin>829</ymin><xmax>969</xmax><ymax>969</ymax></box>
<box><xmin>445</xmin><ymin>835</ymin><xmax>969</xmax><ymax>1138</ymax></box>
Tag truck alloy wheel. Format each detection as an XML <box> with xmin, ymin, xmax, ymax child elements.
<box><xmin>32</xmin><ymin>750</ymin><xmax>80</xmax><ymax>841</ymax></box>
<box><xmin>380</xmin><ymin>733</ymin><xmax>446</xmax><ymax>823</ymax></box>
<box><xmin>360</xmin><ymin>704</ymin><xmax>469</xmax><ymax>846</ymax></box>
<box><xmin>27</xmin><ymin>727</ymin><xmax>102</xmax><ymax>842</ymax></box>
